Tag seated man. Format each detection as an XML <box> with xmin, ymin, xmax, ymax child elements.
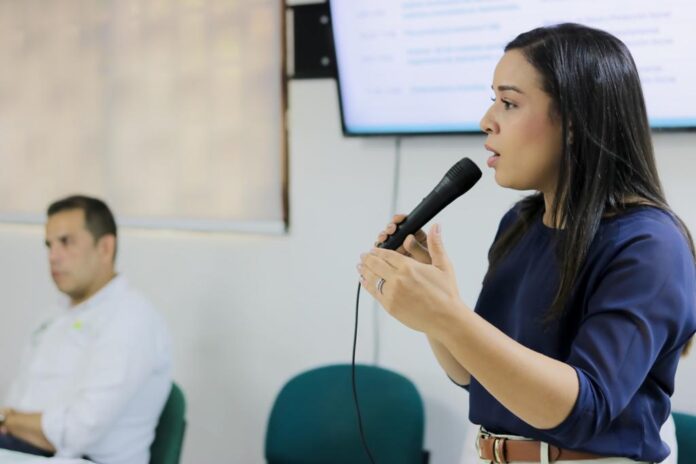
<box><xmin>0</xmin><ymin>195</ymin><xmax>172</xmax><ymax>464</ymax></box>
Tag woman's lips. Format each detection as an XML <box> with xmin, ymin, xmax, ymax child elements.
<box><xmin>484</xmin><ymin>144</ymin><xmax>500</xmax><ymax>168</ymax></box>
<box><xmin>487</xmin><ymin>154</ymin><xmax>500</xmax><ymax>168</ymax></box>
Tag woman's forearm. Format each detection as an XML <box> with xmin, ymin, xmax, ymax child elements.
<box><xmin>432</xmin><ymin>299</ymin><xmax>579</xmax><ymax>430</ymax></box>
<box><xmin>427</xmin><ymin>334</ymin><xmax>471</xmax><ymax>386</ymax></box>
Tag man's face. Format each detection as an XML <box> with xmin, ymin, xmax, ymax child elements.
<box><xmin>45</xmin><ymin>209</ymin><xmax>107</xmax><ymax>304</ymax></box>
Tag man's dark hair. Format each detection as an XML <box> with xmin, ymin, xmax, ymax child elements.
<box><xmin>47</xmin><ymin>195</ymin><xmax>118</xmax><ymax>259</ymax></box>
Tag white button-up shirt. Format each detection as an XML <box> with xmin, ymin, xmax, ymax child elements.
<box><xmin>5</xmin><ymin>276</ymin><xmax>172</xmax><ymax>464</ymax></box>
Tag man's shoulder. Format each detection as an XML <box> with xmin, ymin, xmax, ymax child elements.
<box><xmin>95</xmin><ymin>278</ymin><xmax>169</xmax><ymax>336</ymax></box>
<box><xmin>115</xmin><ymin>279</ymin><xmax>157</xmax><ymax>312</ymax></box>
<box><xmin>94</xmin><ymin>280</ymin><xmax>172</xmax><ymax>364</ymax></box>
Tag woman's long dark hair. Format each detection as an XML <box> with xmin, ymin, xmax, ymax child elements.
<box><xmin>486</xmin><ymin>24</ymin><xmax>696</xmax><ymax>335</ymax></box>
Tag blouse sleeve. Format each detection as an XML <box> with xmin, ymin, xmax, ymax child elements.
<box><xmin>447</xmin><ymin>207</ymin><xmax>519</xmax><ymax>390</ymax></box>
<box><xmin>542</xmin><ymin>222</ymin><xmax>696</xmax><ymax>446</ymax></box>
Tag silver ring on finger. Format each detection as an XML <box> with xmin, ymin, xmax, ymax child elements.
<box><xmin>376</xmin><ymin>277</ymin><xmax>386</xmax><ymax>295</ymax></box>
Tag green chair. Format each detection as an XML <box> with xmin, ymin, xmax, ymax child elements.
<box><xmin>150</xmin><ymin>383</ymin><xmax>187</xmax><ymax>464</ymax></box>
<box><xmin>673</xmin><ymin>411</ymin><xmax>696</xmax><ymax>464</ymax></box>
<box><xmin>265</xmin><ymin>364</ymin><xmax>429</xmax><ymax>464</ymax></box>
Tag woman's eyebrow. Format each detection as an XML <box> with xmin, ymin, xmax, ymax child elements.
<box><xmin>492</xmin><ymin>84</ymin><xmax>525</xmax><ymax>94</ymax></box>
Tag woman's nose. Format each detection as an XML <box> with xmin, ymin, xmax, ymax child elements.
<box><xmin>480</xmin><ymin>106</ymin><xmax>498</xmax><ymax>134</ymax></box>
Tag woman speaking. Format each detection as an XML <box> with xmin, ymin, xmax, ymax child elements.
<box><xmin>358</xmin><ymin>23</ymin><xmax>696</xmax><ymax>463</ymax></box>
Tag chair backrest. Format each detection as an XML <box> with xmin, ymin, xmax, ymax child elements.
<box><xmin>150</xmin><ymin>383</ymin><xmax>187</xmax><ymax>464</ymax></box>
<box><xmin>673</xmin><ymin>411</ymin><xmax>696</xmax><ymax>464</ymax></box>
<box><xmin>265</xmin><ymin>364</ymin><xmax>427</xmax><ymax>464</ymax></box>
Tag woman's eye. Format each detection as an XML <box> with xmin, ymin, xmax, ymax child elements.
<box><xmin>490</xmin><ymin>97</ymin><xmax>515</xmax><ymax>110</ymax></box>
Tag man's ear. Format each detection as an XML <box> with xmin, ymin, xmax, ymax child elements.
<box><xmin>98</xmin><ymin>235</ymin><xmax>116</xmax><ymax>263</ymax></box>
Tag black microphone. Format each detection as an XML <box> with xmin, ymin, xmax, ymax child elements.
<box><xmin>378</xmin><ymin>157</ymin><xmax>482</xmax><ymax>250</ymax></box>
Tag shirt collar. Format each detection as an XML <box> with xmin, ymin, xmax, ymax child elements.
<box><xmin>63</xmin><ymin>274</ymin><xmax>127</xmax><ymax>313</ymax></box>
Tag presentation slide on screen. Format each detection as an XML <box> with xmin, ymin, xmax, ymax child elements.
<box><xmin>330</xmin><ymin>0</ymin><xmax>696</xmax><ymax>133</ymax></box>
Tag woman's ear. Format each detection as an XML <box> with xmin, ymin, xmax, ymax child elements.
<box><xmin>566</xmin><ymin>121</ymin><xmax>574</xmax><ymax>146</ymax></box>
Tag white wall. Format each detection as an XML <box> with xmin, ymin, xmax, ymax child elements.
<box><xmin>1</xmin><ymin>78</ymin><xmax>695</xmax><ymax>463</ymax></box>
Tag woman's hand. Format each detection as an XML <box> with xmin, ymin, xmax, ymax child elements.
<box><xmin>360</xmin><ymin>223</ymin><xmax>463</xmax><ymax>335</ymax></box>
<box><xmin>375</xmin><ymin>214</ymin><xmax>431</xmax><ymax>264</ymax></box>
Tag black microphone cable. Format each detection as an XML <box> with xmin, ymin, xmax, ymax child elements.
<box><xmin>351</xmin><ymin>155</ymin><xmax>481</xmax><ymax>464</ymax></box>
<box><xmin>352</xmin><ymin>281</ymin><xmax>377</xmax><ymax>464</ymax></box>
<box><xmin>350</xmin><ymin>137</ymin><xmax>403</xmax><ymax>464</ymax></box>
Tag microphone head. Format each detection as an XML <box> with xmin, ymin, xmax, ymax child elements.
<box><xmin>443</xmin><ymin>157</ymin><xmax>482</xmax><ymax>194</ymax></box>
<box><xmin>377</xmin><ymin>156</ymin><xmax>481</xmax><ymax>250</ymax></box>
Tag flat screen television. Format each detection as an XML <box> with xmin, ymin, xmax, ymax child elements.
<box><xmin>328</xmin><ymin>0</ymin><xmax>696</xmax><ymax>136</ymax></box>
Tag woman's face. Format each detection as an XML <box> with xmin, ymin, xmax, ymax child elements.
<box><xmin>480</xmin><ymin>49</ymin><xmax>563</xmax><ymax>194</ymax></box>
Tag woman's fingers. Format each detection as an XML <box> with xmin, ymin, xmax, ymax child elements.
<box><xmin>357</xmin><ymin>261</ymin><xmax>376</xmax><ymax>292</ymax></box>
<box><xmin>360</xmin><ymin>251</ymin><xmax>396</xmax><ymax>277</ymax></box>
<box><xmin>403</xmin><ymin>234</ymin><xmax>431</xmax><ymax>264</ymax></box>
<box><xmin>374</xmin><ymin>214</ymin><xmax>419</xmax><ymax>255</ymax></box>
<box><xmin>358</xmin><ymin>255</ymin><xmax>393</xmax><ymax>299</ymax></box>
<box><xmin>392</xmin><ymin>213</ymin><xmax>407</xmax><ymax>224</ymax></box>
<box><xmin>413</xmin><ymin>228</ymin><xmax>428</xmax><ymax>246</ymax></box>
<box><xmin>375</xmin><ymin>221</ymin><xmax>398</xmax><ymax>246</ymax></box>
<box><xmin>375</xmin><ymin>224</ymin><xmax>401</xmax><ymax>248</ymax></box>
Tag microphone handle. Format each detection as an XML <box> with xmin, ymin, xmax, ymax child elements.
<box><xmin>378</xmin><ymin>187</ymin><xmax>455</xmax><ymax>250</ymax></box>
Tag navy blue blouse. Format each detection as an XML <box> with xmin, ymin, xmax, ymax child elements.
<box><xmin>467</xmin><ymin>205</ymin><xmax>696</xmax><ymax>461</ymax></box>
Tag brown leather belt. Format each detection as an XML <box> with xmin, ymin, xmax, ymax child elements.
<box><xmin>477</xmin><ymin>434</ymin><xmax>605</xmax><ymax>463</ymax></box>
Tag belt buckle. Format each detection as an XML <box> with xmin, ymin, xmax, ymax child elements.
<box><xmin>493</xmin><ymin>437</ymin><xmax>508</xmax><ymax>464</ymax></box>
<box><xmin>476</xmin><ymin>429</ymin><xmax>508</xmax><ymax>464</ymax></box>
<box><xmin>475</xmin><ymin>428</ymin><xmax>489</xmax><ymax>462</ymax></box>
